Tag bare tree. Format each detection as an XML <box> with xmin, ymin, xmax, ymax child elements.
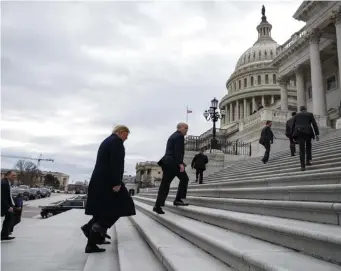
<box><xmin>44</xmin><ymin>174</ymin><xmax>60</xmax><ymax>188</ymax></box>
<box><xmin>15</xmin><ymin>160</ymin><xmax>42</xmax><ymax>186</ymax></box>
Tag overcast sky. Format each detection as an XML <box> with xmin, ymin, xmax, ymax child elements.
<box><xmin>1</xmin><ymin>1</ymin><xmax>304</xmax><ymax>183</ymax></box>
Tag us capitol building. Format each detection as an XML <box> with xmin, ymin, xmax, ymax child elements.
<box><xmin>190</xmin><ymin>2</ymin><xmax>341</xmax><ymax>157</ymax></box>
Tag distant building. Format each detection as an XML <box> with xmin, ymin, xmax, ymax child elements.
<box><xmin>1</xmin><ymin>168</ymin><xmax>69</xmax><ymax>189</ymax></box>
<box><xmin>135</xmin><ymin>161</ymin><xmax>162</xmax><ymax>188</ymax></box>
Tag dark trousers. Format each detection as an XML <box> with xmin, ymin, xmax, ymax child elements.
<box><xmin>1</xmin><ymin>212</ymin><xmax>14</xmax><ymax>237</ymax></box>
<box><xmin>155</xmin><ymin>166</ymin><xmax>189</xmax><ymax>207</ymax></box>
<box><xmin>9</xmin><ymin>209</ymin><xmax>22</xmax><ymax>233</ymax></box>
<box><xmin>297</xmin><ymin>135</ymin><xmax>312</xmax><ymax>168</ymax></box>
<box><xmin>195</xmin><ymin>169</ymin><xmax>204</xmax><ymax>184</ymax></box>
<box><xmin>87</xmin><ymin>215</ymin><xmax>119</xmax><ymax>246</ymax></box>
<box><xmin>262</xmin><ymin>143</ymin><xmax>271</xmax><ymax>163</ymax></box>
<box><xmin>289</xmin><ymin>137</ymin><xmax>296</xmax><ymax>156</ymax></box>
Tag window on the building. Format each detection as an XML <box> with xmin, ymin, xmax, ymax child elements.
<box><xmin>253</xmin><ymin>52</ymin><xmax>256</xmax><ymax>58</ymax></box>
<box><xmin>294</xmin><ymin>80</ymin><xmax>296</xmax><ymax>87</ymax></box>
<box><xmin>244</xmin><ymin>78</ymin><xmax>247</xmax><ymax>88</ymax></box>
<box><xmin>307</xmin><ymin>86</ymin><xmax>312</xmax><ymax>99</ymax></box>
<box><xmin>251</xmin><ymin>76</ymin><xmax>254</xmax><ymax>86</ymax></box>
<box><xmin>326</xmin><ymin>75</ymin><xmax>337</xmax><ymax>91</ymax></box>
<box><xmin>257</xmin><ymin>75</ymin><xmax>261</xmax><ymax>85</ymax></box>
<box><xmin>264</xmin><ymin>50</ymin><xmax>267</xmax><ymax>57</ymax></box>
<box><xmin>248</xmin><ymin>54</ymin><xmax>250</xmax><ymax>61</ymax></box>
<box><xmin>234</xmin><ymin>82</ymin><xmax>236</xmax><ymax>90</ymax></box>
<box><xmin>259</xmin><ymin>51</ymin><xmax>261</xmax><ymax>57</ymax></box>
<box><xmin>273</xmin><ymin>74</ymin><xmax>276</xmax><ymax>84</ymax></box>
<box><xmin>270</xmin><ymin>50</ymin><xmax>273</xmax><ymax>57</ymax></box>
<box><xmin>239</xmin><ymin>80</ymin><xmax>241</xmax><ymax>89</ymax></box>
<box><xmin>265</xmin><ymin>74</ymin><xmax>269</xmax><ymax>84</ymax></box>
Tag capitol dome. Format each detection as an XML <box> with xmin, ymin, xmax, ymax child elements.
<box><xmin>235</xmin><ymin>13</ymin><xmax>279</xmax><ymax>71</ymax></box>
<box><xmin>219</xmin><ymin>6</ymin><xmax>297</xmax><ymax>130</ymax></box>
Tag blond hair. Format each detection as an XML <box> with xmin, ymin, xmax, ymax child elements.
<box><xmin>113</xmin><ymin>125</ymin><xmax>130</xmax><ymax>134</ymax></box>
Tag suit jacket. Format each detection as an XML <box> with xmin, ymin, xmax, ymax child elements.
<box><xmin>85</xmin><ymin>133</ymin><xmax>136</xmax><ymax>218</ymax></box>
<box><xmin>191</xmin><ymin>153</ymin><xmax>208</xmax><ymax>170</ymax></box>
<box><xmin>259</xmin><ymin>126</ymin><xmax>274</xmax><ymax>145</ymax></box>
<box><xmin>291</xmin><ymin>111</ymin><xmax>319</xmax><ymax>139</ymax></box>
<box><xmin>1</xmin><ymin>178</ymin><xmax>14</xmax><ymax>217</ymax></box>
<box><xmin>285</xmin><ymin>117</ymin><xmax>295</xmax><ymax>138</ymax></box>
<box><xmin>158</xmin><ymin>131</ymin><xmax>185</xmax><ymax>169</ymax></box>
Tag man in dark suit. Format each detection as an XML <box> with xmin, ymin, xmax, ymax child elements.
<box><xmin>153</xmin><ymin>122</ymin><xmax>189</xmax><ymax>215</ymax></box>
<box><xmin>1</xmin><ymin>170</ymin><xmax>16</xmax><ymax>241</ymax></box>
<box><xmin>292</xmin><ymin>106</ymin><xmax>319</xmax><ymax>171</ymax></box>
<box><xmin>191</xmin><ymin>151</ymin><xmax>208</xmax><ymax>184</ymax></box>
<box><xmin>259</xmin><ymin>120</ymin><xmax>274</xmax><ymax>164</ymax></box>
<box><xmin>83</xmin><ymin>125</ymin><xmax>136</xmax><ymax>253</ymax></box>
<box><xmin>286</xmin><ymin>111</ymin><xmax>297</xmax><ymax>156</ymax></box>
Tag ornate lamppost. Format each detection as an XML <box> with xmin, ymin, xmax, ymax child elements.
<box><xmin>203</xmin><ymin>97</ymin><xmax>225</xmax><ymax>150</ymax></box>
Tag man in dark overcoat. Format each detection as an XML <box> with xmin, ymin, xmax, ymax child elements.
<box><xmin>1</xmin><ymin>170</ymin><xmax>16</xmax><ymax>241</ymax></box>
<box><xmin>153</xmin><ymin>122</ymin><xmax>189</xmax><ymax>215</ymax></box>
<box><xmin>285</xmin><ymin>111</ymin><xmax>297</xmax><ymax>156</ymax></box>
<box><xmin>83</xmin><ymin>125</ymin><xmax>136</xmax><ymax>253</ymax></box>
<box><xmin>291</xmin><ymin>106</ymin><xmax>319</xmax><ymax>171</ymax></box>
<box><xmin>259</xmin><ymin>120</ymin><xmax>274</xmax><ymax>164</ymax></box>
<box><xmin>191</xmin><ymin>151</ymin><xmax>208</xmax><ymax>184</ymax></box>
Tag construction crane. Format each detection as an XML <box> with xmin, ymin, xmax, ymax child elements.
<box><xmin>1</xmin><ymin>153</ymin><xmax>54</xmax><ymax>168</ymax></box>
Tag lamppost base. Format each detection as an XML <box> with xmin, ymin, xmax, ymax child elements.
<box><xmin>210</xmin><ymin>138</ymin><xmax>220</xmax><ymax>150</ymax></box>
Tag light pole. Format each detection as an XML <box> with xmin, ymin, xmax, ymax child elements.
<box><xmin>203</xmin><ymin>97</ymin><xmax>225</xmax><ymax>150</ymax></box>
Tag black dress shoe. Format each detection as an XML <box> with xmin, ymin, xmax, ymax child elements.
<box><xmin>1</xmin><ymin>236</ymin><xmax>15</xmax><ymax>241</ymax></box>
<box><xmin>99</xmin><ymin>240</ymin><xmax>111</xmax><ymax>245</ymax></box>
<box><xmin>85</xmin><ymin>244</ymin><xmax>106</xmax><ymax>253</ymax></box>
<box><xmin>173</xmin><ymin>200</ymin><xmax>189</xmax><ymax>206</ymax></box>
<box><xmin>153</xmin><ymin>206</ymin><xmax>165</xmax><ymax>214</ymax></box>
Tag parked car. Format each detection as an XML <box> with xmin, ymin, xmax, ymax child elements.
<box><xmin>39</xmin><ymin>188</ymin><xmax>51</xmax><ymax>198</ymax></box>
<box><xmin>40</xmin><ymin>198</ymin><xmax>87</xmax><ymax>218</ymax></box>
<box><xmin>13</xmin><ymin>186</ymin><xmax>30</xmax><ymax>201</ymax></box>
<box><xmin>29</xmin><ymin>188</ymin><xmax>41</xmax><ymax>200</ymax></box>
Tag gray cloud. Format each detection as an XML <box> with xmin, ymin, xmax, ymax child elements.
<box><xmin>1</xmin><ymin>1</ymin><xmax>304</xmax><ymax>182</ymax></box>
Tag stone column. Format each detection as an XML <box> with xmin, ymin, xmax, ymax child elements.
<box><xmin>235</xmin><ymin>100</ymin><xmax>239</xmax><ymax>120</ymax></box>
<box><xmin>294</xmin><ymin>65</ymin><xmax>306</xmax><ymax>111</ymax></box>
<box><xmin>332</xmin><ymin>8</ymin><xmax>341</xmax><ymax>97</ymax></box>
<box><xmin>271</xmin><ymin>95</ymin><xmax>275</xmax><ymax>104</ymax></box>
<box><xmin>261</xmin><ymin>95</ymin><xmax>265</xmax><ymax>107</ymax></box>
<box><xmin>252</xmin><ymin>96</ymin><xmax>257</xmax><ymax>112</ymax></box>
<box><xmin>243</xmin><ymin>99</ymin><xmax>247</xmax><ymax>118</ymax></box>
<box><xmin>225</xmin><ymin>105</ymin><xmax>229</xmax><ymax>123</ymax></box>
<box><xmin>229</xmin><ymin>103</ymin><xmax>233</xmax><ymax>122</ymax></box>
<box><xmin>278</xmin><ymin>76</ymin><xmax>288</xmax><ymax>110</ymax></box>
<box><xmin>309</xmin><ymin>28</ymin><xmax>327</xmax><ymax>116</ymax></box>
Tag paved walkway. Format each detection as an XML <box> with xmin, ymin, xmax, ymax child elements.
<box><xmin>24</xmin><ymin>193</ymin><xmax>75</xmax><ymax>207</ymax></box>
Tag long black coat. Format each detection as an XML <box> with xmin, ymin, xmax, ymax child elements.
<box><xmin>259</xmin><ymin>126</ymin><xmax>274</xmax><ymax>145</ymax></box>
<box><xmin>1</xmin><ymin>178</ymin><xmax>14</xmax><ymax>217</ymax></box>
<box><xmin>191</xmin><ymin>153</ymin><xmax>208</xmax><ymax>170</ymax></box>
<box><xmin>285</xmin><ymin>117</ymin><xmax>295</xmax><ymax>138</ymax></box>
<box><xmin>157</xmin><ymin>131</ymin><xmax>185</xmax><ymax>170</ymax></box>
<box><xmin>85</xmin><ymin>134</ymin><xmax>136</xmax><ymax>218</ymax></box>
<box><xmin>291</xmin><ymin>111</ymin><xmax>319</xmax><ymax>140</ymax></box>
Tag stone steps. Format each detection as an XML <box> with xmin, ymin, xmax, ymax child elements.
<box><xmin>136</xmin><ymin>193</ymin><xmax>341</xmax><ymax>225</ymax></box>
<box><xmin>209</xmin><ymin>144</ymin><xmax>341</xmax><ymax>178</ymax></box>
<box><xmin>134</xmin><ymin>197</ymin><xmax>341</xmax><ymax>264</ymax></box>
<box><xmin>139</xmin><ymin>184</ymin><xmax>341</xmax><ymax>202</ymax></box>
<box><xmin>130</xmin><ymin>210</ymin><xmax>232</xmax><ymax>270</ymax></box>
<box><xmin>133</xmin><ymin>200</ymin><xmax>341</xmax><ymax>271</ymax></box>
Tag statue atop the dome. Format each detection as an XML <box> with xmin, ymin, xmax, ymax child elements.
<box><xmin>262</xmin><ymin>5</ymin><xmax>265</xmax><ymax>16</ymax></box>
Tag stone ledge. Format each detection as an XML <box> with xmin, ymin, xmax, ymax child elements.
<box><xmin>134</xmin><ymin>200</ymin><xmax>341</xmax><ymax>271</ymax></box>
<box><xmin>130</xmin><ymin>210</ymin><xmax>231</xmax><ymax>271</ymax></box>
<box><xmin>135</xmin><ymin>197</ymin><xmax>341</xmax><ymax>265</ymax></box>
<box><xmin>135</xmin><ymin>194</ymin><xmax>341</xmax><ymax>225</ymax></box>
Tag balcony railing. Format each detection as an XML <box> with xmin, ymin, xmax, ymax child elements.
<box><xmin>276</xmin><ymin>26</ymin><xmax>307</xmax><ymax>56</ymax></box>
<box><xmin>185</xmin><ymin>136</ymin><xmax>251</xmax><ymax>156</ymax></box>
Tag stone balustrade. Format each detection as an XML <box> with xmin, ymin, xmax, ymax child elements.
<box><xmin>239</xmin><ymin>110</ymin><xmax>262</xmax><ymax>131</ymax></box>
<box><xmin>276</xmin><ymin>26</ymin><xmax>307</xmax><ymax>55</ymax></box>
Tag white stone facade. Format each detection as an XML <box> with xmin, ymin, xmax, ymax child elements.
<box><xmin>272</xmin><ymin>1</ymin><xmax>341</xmax><ymax>128</ymax></box>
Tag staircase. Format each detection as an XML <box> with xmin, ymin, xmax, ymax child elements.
<box><xmin>132</xmin><ymin>133</ymin><xmax>341</xmax><ymax>271</ymax></box>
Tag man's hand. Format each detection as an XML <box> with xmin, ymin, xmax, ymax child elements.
<box><xmin>179</xmin><ymin>164</ymin><xmax>185</xmax><ymax>172</ymax></box>
<box><xmin>112</xmin><ymin>185</ymin><xmax>121</xmax><ymax>192</ymax></box>
<box><xmin>8</xmin><ymin>207</ymin><xmax>13</xmax><ymax>212</ymax></box>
